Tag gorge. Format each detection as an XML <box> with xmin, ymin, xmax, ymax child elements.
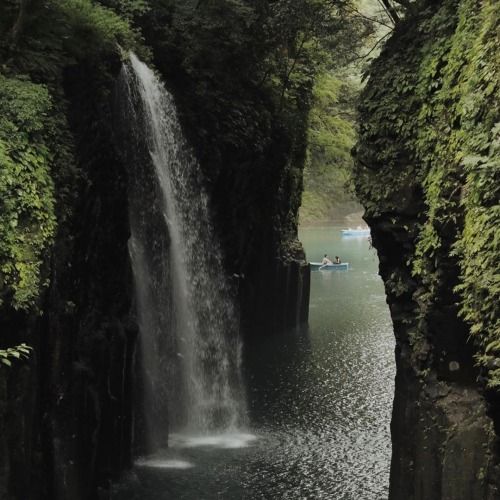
<box><xmin>0</xmin><ymin>0</ymin><xmax>499</xmax><ymax>499</ymax></box>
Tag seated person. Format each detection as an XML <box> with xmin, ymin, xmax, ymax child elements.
<box><xmin>334</xmin><ymin>256</ymin><xmax>341</xmax><ymax>264</ymax></box>
<box><xmin>321</xmin><ymin>254</ymin><xmax>333</xmax><ymax>265</ymax></box>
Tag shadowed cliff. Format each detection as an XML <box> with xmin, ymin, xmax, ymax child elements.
<box><xmin>0</xmin><ymin>1</ymin><xmax>325</xmax><ymax>497</ymax></box>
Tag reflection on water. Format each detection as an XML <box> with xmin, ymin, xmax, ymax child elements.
<box><xmin>115</xmin><ymin>226</ymin><xmax>395</xmax><ymax>499</ymax></box>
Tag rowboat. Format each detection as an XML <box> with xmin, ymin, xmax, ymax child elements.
<box><xmin>310</xmin><ymin>262</ymin><xmax>349</xmax><ymax>271</ymax></box>
<box><xmin>341</xmin><ymin>228</ymin><xmax>370</xmax><ymax>237</ymax></box>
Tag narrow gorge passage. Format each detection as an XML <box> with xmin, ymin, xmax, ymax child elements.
<box><xmin>0</xmin><ymin>2</ymin><xmax>497</xmax><ymax>499</ymax></box>
<box><xmin>115</xmin><ymin>225</ymin><xmax>395</xmax><ymax>500</ymax></box>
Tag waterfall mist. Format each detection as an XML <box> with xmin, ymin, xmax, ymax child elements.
<box><xmin>117</xmin><ymin>53</ymin><xmax>246</xmax><ymax>450</ymax></box>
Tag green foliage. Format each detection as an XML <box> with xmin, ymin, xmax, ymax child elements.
<box><xmin>0</xmin><ymin>343</ymin><xmax>32</xmax><ymax>367</ymax></box>
<box><xmin>258</xmin><ymin>0</ymin><xmax>372</xmax><ymax>108</ymax></box>
<box><xmin>148</xmin><ymin>0</ymin><xmax>371</xmax><ymax>144</ymax></box>
<box><xmin>0</xmin><ymin>0</ymin><xmax>147</xmax><ymax>312</ymax></box>
<box><xmin>301</xmin><ymin>71</ymin><xmax>361</xmax><ymax>223</ymax></box>
<box><xmin>1</xmin><ymin>0</ymin><xmax>144</xmax><ymax>81</ymax></box>
<box><xmin>98</xmin><ymin>0</ymin><xmax>151</xmax><ymax>20</ymax></box>
<box><xmin>0</xmin><ymin>74</ymin><xmax>56</xmax><ymax>310</ymax></box>
<box><xmin>0</xmin><ymin>0</ymin><xmax>147</xmax><ymax>371</ymax></box>
<box><xmin>412</xmin><ymin>0</ymin><xmax>499</xmax><ymax>384</ymax></box>
<box><xmin>355</xmin><ymin>0</ymin><xmax>499</xmax><ymax>387</ymax></box>
<box><xmin>56</xmin><ymin>0</ymin><xmax>140</xmax><ymax>57</ymax></box>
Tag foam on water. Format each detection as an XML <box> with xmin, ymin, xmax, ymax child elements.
<box><xmin>135</xmin><ymin>458</ymin><xmax>195</xmax><ymax>469</ymax></box>
<box><xmin>169</xmin><ymin>432</ymin><xmax>258</xmax><ymax>449</ymax></box>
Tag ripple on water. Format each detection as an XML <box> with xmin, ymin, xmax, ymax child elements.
<box><xmin>115</xmin><ymin>227</ymin><xmax>395</xmax><ymax>500</ymax></box>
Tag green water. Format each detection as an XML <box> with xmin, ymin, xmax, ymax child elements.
<box><xmin>115</xmin><ymin>226</ymin><xmax>395</xmax><ymax>499</ymax></box>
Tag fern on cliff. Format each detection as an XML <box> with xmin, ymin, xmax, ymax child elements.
<box><xmin>355</xmin><ymin>0</ymin><xmax>499</xmax><ymax>387</ymax></box>
<box><xmin>410</xmin><ymin>0</ymin><xmax>499</xmax><ymax>385</ymax></box>
<box><xmin>0</xmin><ymin>0</ymin><xmax>145</xmax><ymax>363</ymax></box>
<box><xmin>0</xmin><ymin>75</ymin><xmax>56</xmax><ymax>310</ymax></box>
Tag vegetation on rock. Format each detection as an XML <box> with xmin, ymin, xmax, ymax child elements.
<box><xmin>355</xmin><ymin>0</ymin><xmax>499</xmax><ymax>388</ymax></box>
<box><xmin>0</xmin><ymin>75</ymin><xmax>56</xmax><ymax>310</ymax></box>
<box><xmin>0</xmin><ymin>0</ymin><xmax>141</xmax><ymax>361</ymax></box>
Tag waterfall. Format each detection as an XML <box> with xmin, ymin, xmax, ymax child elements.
<box><xmin>117</xmin><ymin>53</ymin><xmax>246</xmax><ymax>447</ymax></box>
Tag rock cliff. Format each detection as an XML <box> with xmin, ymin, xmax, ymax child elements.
<box><xmin>0</xmin><ymin>3</ymin><xmax>310</xmax><ymax>498</ymax></box>
<box><xmin>354</xmin><ymin>0</ymin><xmax>500</xmax><ymax>497</ymax></box>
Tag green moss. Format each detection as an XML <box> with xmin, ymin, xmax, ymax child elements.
<box><xmin>355</xmin><ymin>0</ymin><xmax>499</xmax><ymax>387</ymax></box>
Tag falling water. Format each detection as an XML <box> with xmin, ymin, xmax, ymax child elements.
<box><xmin>117</xmin><ymin>53</ymin><xmax>246</xmax><ymax>446</ymax></box>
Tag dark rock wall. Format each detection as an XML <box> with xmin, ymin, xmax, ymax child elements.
<box><xmin>0</xmin><ymin>312</ymin><xmax>39</xmax><ymax>500</ymax></box>
<box><xmin>354</xmin><ymin>0</ymin><xmax>500</xmax><ymax>497</ymax></box>
<box><xmin>369</xmin><ymin>217</ymin><xmax>499</xmax><ymax>500</ymax></box>
<box><xmin>0</xmin><ymin>57</ymin><xmax>137</xmax><ymax>499</ymax></box>
<box><xmin>141</xmin><ymin>8</ymin><xmax>311</xmax><ymax>337</ymax></box>
<box><xmin>0</xmin><ymin>27</ymin><xmax>311</xmax><ymax>500</ymax></box>
<box><xmin>40</xmin><ymin>59</ymin><xmax>137</xmax><ymax>499</ymax></box>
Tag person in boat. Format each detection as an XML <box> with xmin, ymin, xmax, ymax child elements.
<box><xmin>321</xmin><ymin>254</ymin><xmax>333</xmax><ymax>265</ymax></box>
<box><xmin>334</xmin><ymin>256</ymin><xmax>341</xmax><ymax>264</ymax></box>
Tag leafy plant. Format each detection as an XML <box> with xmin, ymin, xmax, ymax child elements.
<box><xmin>0</xmin><ymin>74</ymin><xmax>57</xmax><ymax>310</ymax></box>
<box><xmin>355</xmin><ymin>0</ymin><xmax>499</xmax><ymax>387</ymax></box>
<box><xmin>0</xmin><ymin>343</ymin><xmax>32</xmax><ymax>367</ymax></box>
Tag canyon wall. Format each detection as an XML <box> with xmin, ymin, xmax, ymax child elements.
<box><xmin>139</xmin><ymin>4</ymin><xmax>312</xmax><ymax>335</ymax></box>
<box><xmin>0</xmin><ymin>53</ymin><xmax>137</xmax><ymax>499</ymax></box>
<box><xmin>0</xmin><ymin>2</ymin><xmax>311</xmax><ymax>498</ymax></box>
<box><xmin>354</xmin><ymin>0</ymin><xmax>500</xmax><ymax>497</ymax></box>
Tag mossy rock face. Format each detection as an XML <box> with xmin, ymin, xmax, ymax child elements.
<box><xmin>355</xmin><ymin>0</ymin><xmax>499</xmax><ymax>388</ymax></box>
<box><xmin>0</xmin><ymin>2</ymin><xmax>143</xmax><ymax>496</ymax></box>
<box><xmin>355</xmin><ymin>0</ymin><xmax>500</xmax><ymax>497</ymax></box>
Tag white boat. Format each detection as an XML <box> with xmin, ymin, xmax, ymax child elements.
<box><xmin>310</xmin><ymin>262</ymin><xmax>349</xmax><ymax>271</ymax></box>
<box><xmin>341</xmin><ymin>227</ymin><xmax>370</xmax><ymax>237</ymax></box>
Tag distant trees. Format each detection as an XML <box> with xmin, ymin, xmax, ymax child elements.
<box><xmin>300</xmin><ymin>71</ymin><xmax>361</xmax><ymax>223</ymax></box>
<box><xmin>300</xmin><ymin>0</ymin><xmax>393</xmax><ymax>223</ymax></box>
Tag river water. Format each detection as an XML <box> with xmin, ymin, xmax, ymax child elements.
<box><xmin>114</xmin><ymin>226</ymin><xmax>395</xmax><ymax>500</ymax></box>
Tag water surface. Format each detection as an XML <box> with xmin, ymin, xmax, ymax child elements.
<box><xmin>115</xmin><ymin>226</ymin><xmax>395</xmax><ymax>499</ymax></box>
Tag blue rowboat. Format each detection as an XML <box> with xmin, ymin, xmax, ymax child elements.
<box><xmin>341</xmin><ymin>228</ymin><xmax>370</xmax><ymax>237</ymax></box>
<box><xmin>310</xmin><ymin>262</ymin><xmax>349</xmax><ymax>271</ymax></box>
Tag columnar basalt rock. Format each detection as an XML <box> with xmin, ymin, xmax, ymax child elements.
<box><xmin>0</xmin><ymin>56</ymin><xmax>137</xmax><ymax>499</ymax></box>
